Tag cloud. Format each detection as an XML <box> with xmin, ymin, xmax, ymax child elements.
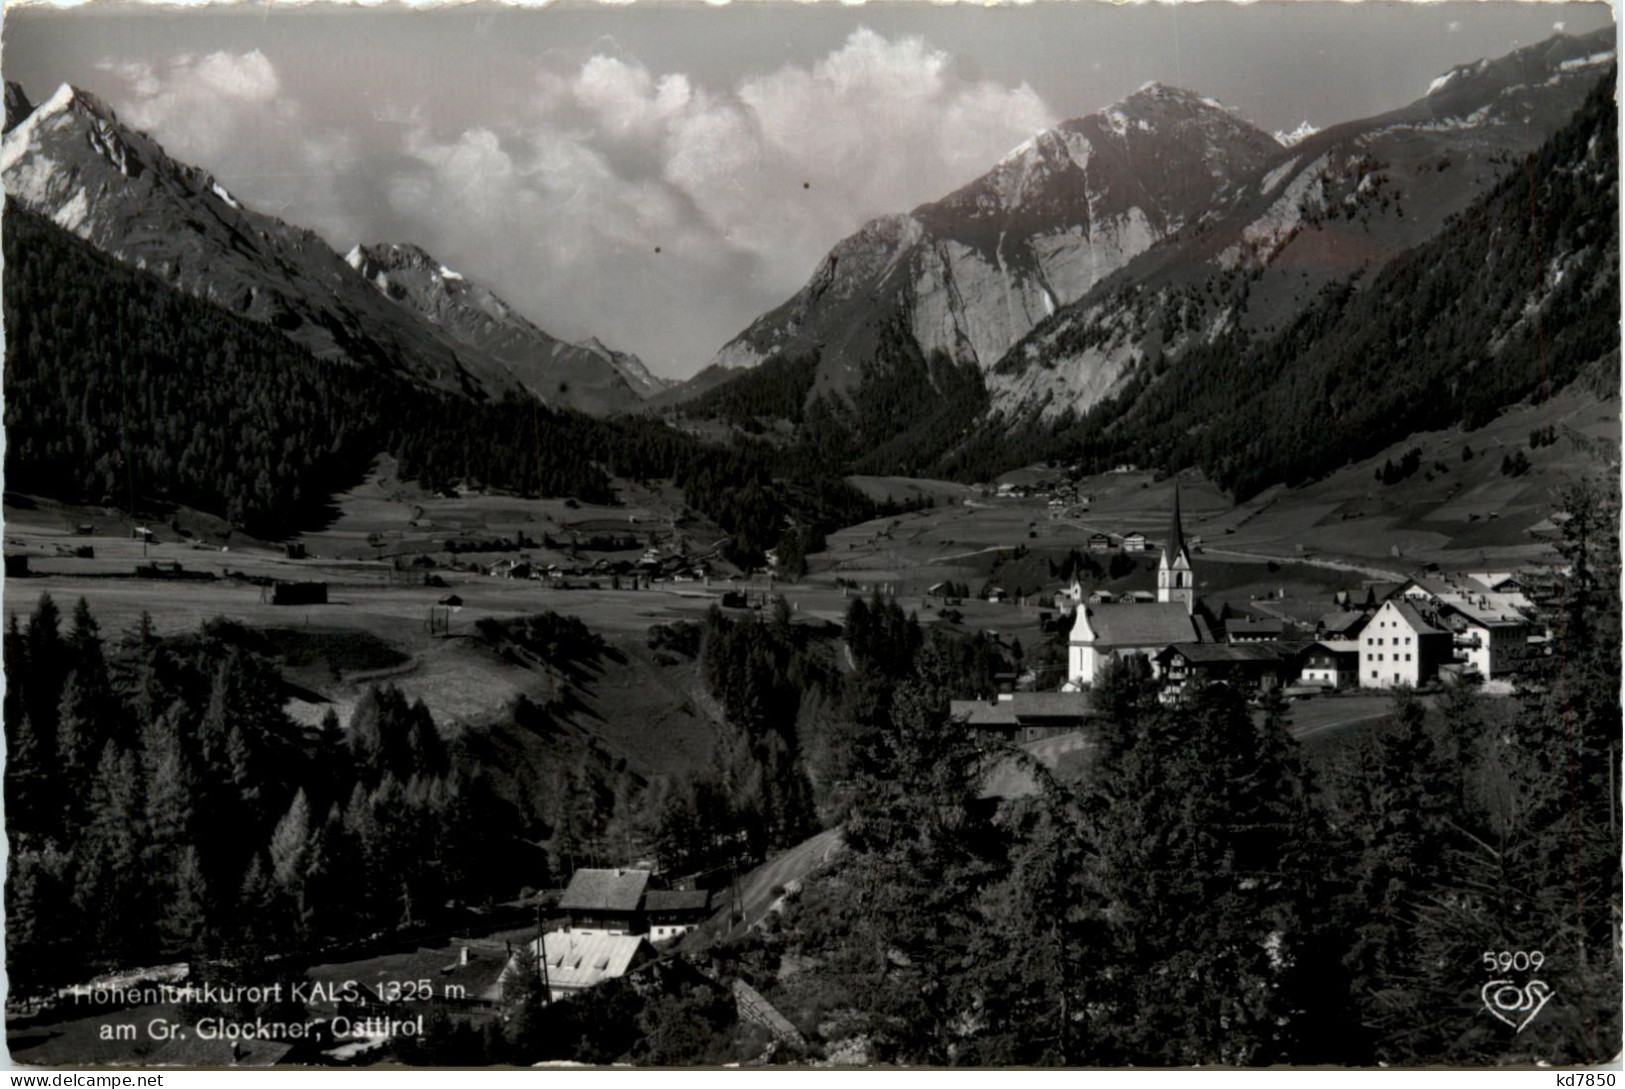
<box><xmin>388</xmin><ymin>28</ymin><xmax>1054</xmax><ymax>372</ymax></box>
<box><xmin>98</xmin><ymin>50</ymin><xmax>361</xmax><ymax>243</ymax></box>
<box><xmin>103</xmin><ymin>50</ymin><xmax>282</xmax><ymax>162</ymax></box>
<box><xmin>95</xmin><ymin>31</ymin><xmax>1053</xmax><ymax>376</ymax></box>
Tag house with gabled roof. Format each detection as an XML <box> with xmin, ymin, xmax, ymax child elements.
<box><xmin>1300</xmin><ymin>640</ymin><xmax>1361</xmax><ymax>689</ymax></box>
<box><xmin>1359</xmin><ymin>599</ymin><xmax>1452</xmax><ymax>688</ymax></box>
<box><xmin>949</xmin><ymin>691</ymin><xmax>1098</xmax><ymax>742</ymax></box>
<box><xmin>558</xmin><ymin>868</ymin><xmax>652</xmax><ymax>936</ymax></box>
<box><xmin>1154</xmin><ymin>642</ymin><xmax>1298</xmax><ymax>697</ymax></box>
<box><xmin>1315</xmin><ymin>610</ymin><xmax>1370</xmax><ymax>641</ymax></box>
<box><xmin>644</xmin><ymin>889</ymin><xmax>715</xmax><ymax>943</ymax></box>
<box><xmin>531</xmin><ymin>932</ymin><xmax>656</xmax><ymax>1003</ymax></box>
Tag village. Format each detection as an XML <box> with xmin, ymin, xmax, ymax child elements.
<box><xmin>1</xmin><ymin>379</ymin><xmax>1608</xmax><ymax>1067</ymax></box>
<box><xmin>2</xmin><ymin>436</ymin><xmax>1587</xmax><ymax>1067</ymax></box>
<box><xmin>948</xmin><ymin>485</ymin><xmax>1554</xmax><ymax>745</ymax></box>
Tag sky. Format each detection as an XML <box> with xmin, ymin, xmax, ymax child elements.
<box><xmin>3</xmin><ymin>1</ymin><xmax>1616</xmax><ymax>379</ymax></box>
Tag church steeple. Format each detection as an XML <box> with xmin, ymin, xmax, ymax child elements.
<box><xmin>1157</xmin><ymin>485</ymin><xmax>1194</xmax><ymax>612</ymax></box>
<box><xmin>1166</xmin><ymin>484</ymin><xmax>1187</xmax><ymax>564</ymax></box>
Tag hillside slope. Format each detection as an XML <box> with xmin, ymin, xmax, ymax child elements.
<box><xmin>344</xmin><ymin>243</ymin><xmax>667</xmax><ymax>415</ymax></box>
<box><xmin>990</xmin><ymin>30</ymin><xmax>1615</xmax><ymax>424</ymax></box>
<box><xmin>1032</xmin><ymin>66</ymin><xmax>1619</xmax><ymax>500</ymax></box>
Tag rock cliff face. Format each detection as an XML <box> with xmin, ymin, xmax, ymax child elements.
<box><xmin>691</xmin><ymin>83</ymin><xmax>1284</xmax><ymax>396</ymax></box>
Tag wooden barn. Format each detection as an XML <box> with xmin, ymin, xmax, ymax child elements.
<box><xmin>269</xmin><ymin>580</ymin><xmax>328</xmax><ymax>606</ymax></box>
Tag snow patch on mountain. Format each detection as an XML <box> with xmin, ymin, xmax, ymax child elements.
<box><xmin>0</xmin><ymin>84</ymin><xmax>77</xmax><ymax>175</ymax></box>
<box><xmin>1428</xmin><ymin>59</ymin><xmax>1487</xmax><ymax>96</ymax></box>
<box><xmin>1220</xmin><ymin>153</ymin><xmax>1328</xmax><ymax>269</ymax></box>
<box><xmin>1273</xmin><ymin>121</ymin><xmax>1319</xmax><ymax>148</ymax></box>
<box><xmin>1260</xmin><ymin>156</ymin><xmax>1301</xmax><ymax>196</ymax></box>
<box><xmin>1559</xmin><ymin>50</ymin><xmax>1615</xmax><ymax>70</ymax></box>
<box><xmin>1428</xmin><ymin>71</ymin><xmax>1460</xmax><ymax>96</ymax></box>
<box><xmin>210</xmin><ymin>181</ymin><xmax>239</xmax><ymax>209</ymax></box>
<box><xmin>53</xmin><ymin>188</ymin><xmax>89</xmax><ymax>233</ymax></box>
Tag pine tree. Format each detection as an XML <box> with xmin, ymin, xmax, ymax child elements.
<box><xmin>76</xmin><ymin>743</ymin><xmax>150</xmax><ymax>968</ymax></box>
<box><xmin>268</xmin><ymin>788</ymin><xmax>313</xmax><ymax>942</ymax></box>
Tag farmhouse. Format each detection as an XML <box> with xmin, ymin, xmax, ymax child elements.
<box><xmin>1315</xmin><ymin>610</ymin><xmax>1370</xmax><ymax>641</ymax></box>
<box><xmin>1359</xmin><ymin>599</ymin><xmax>1453</xmax><ymax>689</ymax></box>
<box><xmin>1299</xmin><ymin>640</ymin><xmax>1362</xmax><ymax>689</ymax></box>
<box><xmin>1087</xmin><ymin>533</ymin><xmax>1113</xmax><ymax>552</ymax></box>
<box><xmin>557</xmin><ymin>868</ymin><xmax>652</xmax><ymax>936</ymax></box>
<box><xmin>644</xmin><ymin>889</ymin><xmax>715</xmax><ymax>943</ymax></box>
<box><xmin>489</xmin><ymin>559</ymin><xmax>532</xmax><ymax>580</ymax></box>
<box><xmin>1226</xmin><ymin>618</ymin><xmax>1286</xmax><ymax>643</ymax></box>
<box><xmin>532</xmin><ymin>931</ymin><xmax>657</xmax><ymax>1003</ymax></box>
<box><xmin>1154</xmin><ymin>642</ymin><xmax>1295</xmax><ymax>697</ymax></box>
<box><xmin>949</xmin><ymin>691</ymin><xmax>1097</xmax><ymax>742</ymax></box>
<box><xmin>1121</xmin><ymin>531</ymin><xmax>1149</xmax><ymax>552</ymax></box>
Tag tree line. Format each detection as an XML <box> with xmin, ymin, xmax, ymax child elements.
<box><xmin>2</xmin><ymin>201</ymin><xmax>872</xmax><ymax>556</ymax></box>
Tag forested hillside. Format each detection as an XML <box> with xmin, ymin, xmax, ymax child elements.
<box><xmin>2</xmin><ymin>203</ymin><xmax>871</xmax><ymax>554</ymax></box>
<box><xmin>1037</xmin><ymin>68</ymin><xmax>1620</xmax><ymax>499</ymax></box>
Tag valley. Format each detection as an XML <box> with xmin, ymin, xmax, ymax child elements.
<box><xmin>1</xmin><ymin>10</ymin><xmax>1618</xmax><ymax>1070</ymax></box>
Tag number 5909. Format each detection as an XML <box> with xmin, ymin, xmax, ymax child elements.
<box><xmin>1483</xmin><ymin>950</ymin><xmax>1544</xmax><ymax>972</ymax></box>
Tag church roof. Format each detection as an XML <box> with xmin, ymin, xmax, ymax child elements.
<box><xmin>1081</xmin><ymin>603</ymin><xmax>1200</xmax><ymax>647</ymax></box>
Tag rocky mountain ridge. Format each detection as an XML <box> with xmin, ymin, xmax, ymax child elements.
<box><xmin>1</xmin><ymin>80</ymin><xmax>656</xmax><ymax>413</ymax></box>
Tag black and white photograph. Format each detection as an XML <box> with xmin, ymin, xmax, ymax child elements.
<box><xmin>0</xmin><ymin>0</ymin><xmax>1620</xmax><ymax>1070</ymax></box>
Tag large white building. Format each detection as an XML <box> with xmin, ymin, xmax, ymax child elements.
<box><xmin>1399</xmin><ymin>575</ymin><xmax>1541</xmax><ymax>681</ymax></box>
<box><xmin>1359</xmin><ymin>599</ymin><xmax>1453</xmax><ymax>688</ymax></box>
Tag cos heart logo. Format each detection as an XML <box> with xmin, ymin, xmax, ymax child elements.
<box><xmin>1481</xmin><ymin>979</ymin><xmax>1556</xmax><ymax>1033</ymax></box>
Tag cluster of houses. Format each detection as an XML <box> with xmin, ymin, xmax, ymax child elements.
<box><xmin>488</xmin><ymin>548</ymin><xmax>716</xmax><ymax>587</ymax></box>
<box><xmin>952</xmin><ymin>489</ymin><xmax>1550</xmax><ymax>738</ymax></box>
<box><xmin>286</xmin><ymin>867</ymin><xmax>718</xmax><ymax>1060</ymax></box>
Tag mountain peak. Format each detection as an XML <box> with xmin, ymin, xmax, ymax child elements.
<box><xmin>40</xmin><ymin>82</ymin><xmax>118</xmax><ymax>125</ymax></box>
<box><xmin>1273</xmin><ymin>119</ymin><xmax>1320</xmax><ymax>147</ymax></box>
<box><xmin>1116</xmin><ymin>82</ymin><xmax>1249</xmax><ymax>123</ymax></box>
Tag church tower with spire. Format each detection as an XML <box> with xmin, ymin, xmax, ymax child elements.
<box><xmin>1157</xmin><ymin>485</ymin><xmax>1195</xmax><ymax>613</ymax></box>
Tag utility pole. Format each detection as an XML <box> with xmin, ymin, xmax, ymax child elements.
<box><xmin>536</xmin><ymin>903</ymin><xmax>552</xmax><ymax>1005</ymax></box>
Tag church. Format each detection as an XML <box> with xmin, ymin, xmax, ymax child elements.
<box><xmin>1064</xmin><ymin>487</ymin><xmax>1211</xmax><ymax>688</ymax></box>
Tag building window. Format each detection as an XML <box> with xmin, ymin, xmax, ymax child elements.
<box><xmin>1370</xmin><ymin>670</ymin><xmax>1377</xmax><ymax>678</ymax></box>
<box><xmin>1405</xmin><ymin>654</ymin><xmax>1411</xmax><ymax>662</ymax></box>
